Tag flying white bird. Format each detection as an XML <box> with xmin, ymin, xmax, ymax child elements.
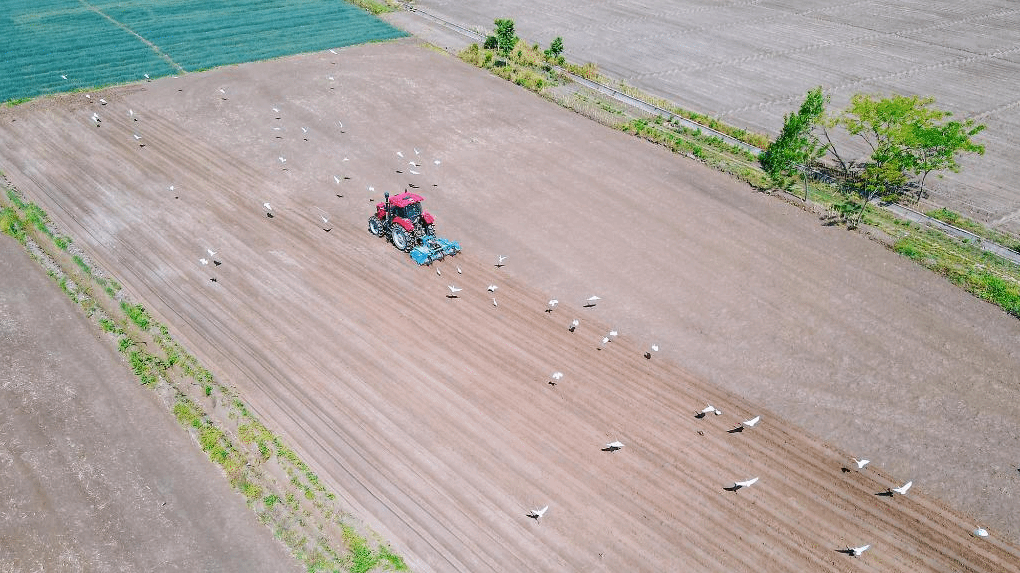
<box><xmin>143</xmin><ymin>73</ymin><xmax>150</xmax><ymax>80</ymax></box>
<box><xmin>547</xmin><ymin>299</ymin><xmax>559</xmax><ymax>310</ymax></box>
<box><xmin>263</xmin><ymin>202</ymin><xmax>273</xmax><ymax>216</ymax></box>
<box><xmin>608</xmin><ymin>330</ymin><xmax>618</xmax><ymax>337</ymax></box>
<box><xmin>207</xmin><ymin>249</ymin><xmax>216</xmax><ymax>257</ymax></box>
<box><xmin>328</xmin><ymin>76</ymin><xmax>334</xmax><ymax>81</ymax></box>
<box><xmin>272</xmin><ymin>107</ymin><xmax>280</xmax><ymax>113</ymax></box>
<box><xmin>396</xmin><ymin>151</ymin><xmax>404</xmax><ymax>158</ymax></box>
<box><xmin>434</xmin><ymin>159</ymin><xmax>441</xmax><ymax>165</ymax></box>
<box><xmin>890</xmin><ymin>481</ymin><xmax>912</xmax><ymax>495</ymax></box>
<box><xmin>199</xmin><ymin>258</ymin><xmax>208</xmax><ymax>265</ymax></box>
<box><xmin>569</xmin><ymin>319</ymin><xmax>579</xmax><ymax>332</ymax></box>
<box><xmin>128</xmin><ymin>109</ymin><xmax>135</xmax><ymax>119</ymax></box>
<box><xmin>338</xmin><ymin>121</ymin><xmax>343</xmax><ymax>128</ymax></box>
<box><xmin>645</xmin><ymin>343</ymin><xmax>660</xmax><ymax>359</ymax></box>
<box><xmin>456</xmin><ymin>266</ymin><xmax>462</xmax><ymax>274</ymax></box>
<box><xmin>133</xmin><ymin>134</ymin><xmax>141</xmax><ymax>140</ymax></box>
<box><xmin>343</xmin><ymin>157</ymin><xmax>349</xmax><ymax>161</ymax></box>
<box><xmin>973</xmin><ymin>527</ymin><xmax>989</xmax><ymax>538</ymax></box>
<box><xmin>732</xmin><ymin>477</ymin><xmax>759</xmax><ymax>489</ymax></box>
<box><xmin>699</xmin><ymin>405</ymin><xmax>722</xmax><ymax>416</ymax></box>
<box><xmin>409</xmin><ymin>170</ymin><xmax>420</xmax><ymax>175</ymax></box>
<box><xmin>527</xmin><ymin>505</ymin><xmax>549</xmax><ymax>519</ymax></box>
<box><xmin>447</xmin><ymin>285</ymin><xmax>462</xmax><ymax>295</ymax></box>
<box><xmin>329</xmin><ymin>49</ymin><xmax>337</xmax><ymax>54</ymax></box>
<box><xmin>99</xmin><ymin>98</ymin><xmax>107</xmax><ymax>105</ymax></box>
<box><xmin>301</xmin><ymin>127</ymin><xmax>308</xmax><ymax>133</ymax></box>
<box><xmin>436</xmin><ymin>269</ymin><xmax>442</xmax><ymax>276</ymax></box>
<box><xmin>278</xmin><ymin>156</ymin><xmax>286</xmax><ymax>163</ymax></box>
<box><xmin>604</xmin><ymin>441</ymin><xmax>625</xmax><ymax>451</ymax></box>
<box><xmin>368</xmin><ymin>186</ymin><xmax>374</xmax><ymax>192</ymax></box>
<box><xmin>334</xmin><ymin>175</ymin><xmax>340</xmax><ymax>184</ymax></box>
<box><xmin>847</xmin><ymin>544</ymin><xmax>871</xmax><ymax>557</ymax></box>
<box><xmin>487</xmin><ymin>285</ymin><xmax>498</xmax><ymax>292</ymax></box>
<box><xmin>169</xmin><ymin>185</ymin><xmax>175</xmax><ymax>192</ymax></box>
<box><xmin>492</xmin><ymin>298</ymin><xmax>498</xmax><ymax>307</ymax></box>
<box><xmin>320</xmin><ymin>214</ymin><xmax>329</xmax><ymax>225</ymax></box>
<box><xmin>414</xmin><ymin>147</ymin><xmax>421</xmax><ymax>155</ymax></box>
<box><xmin>85</xmin><ymin>94</ymin><xmax>91</xmax><ymax>99</ymax></box>
<box><xmin>496</xmin><ymin>255</ymin><xmax>507</xmax><ymax>267</ymax></box>
<box><xmin>585</xmin><ymin>295</ymin><xmax>601</xmax><ymax>307</ymax></box>
<box><xmin>742</xmin><ymin>415</ymin><xmax>761</xmax><ymax>428</ymax></box>
<box><xmin>60</xmin><ymin>74</ymin><xmax>67</xmax><ymax>80</ymax></box>
<box><xmin>588</xmin><ymin>295</ymin><xmax>600</xmax><ymax>302</ymax></box>
<box><xmin>551</xmin><ymin>372</ymin><xmax>563</xmax><ymax>381</ymax></box>
<box><xmin>600</xmin><ymin>336</ymin><xmax>610</xmax><ymax>345</ymax></box>
<box><xmin>219</xmin><ymin>88</ymin><xmax>226</xmax><ymax>94</ymax></box>
<box><xmin>850</xmin><ymin>457</ymin><xmax>870</xmax><ymax>470</ymax></box>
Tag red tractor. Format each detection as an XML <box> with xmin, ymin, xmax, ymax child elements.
<box><xmin>368</xmin><ymin>192</ymin><xmax>460</xmax><ymax>264</ymax></box>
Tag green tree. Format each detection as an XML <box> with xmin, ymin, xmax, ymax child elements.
<box><xmin>544</xmin><ymin>36</ymin><xmax>564</xmax><ymax>63</ymax></box>
<box><xmin>759</xmin><ymin>87</ymin><xmax>828</xmax><ymax>192</ymax></box>
<box><xmin>903</xmin><ymin>118</ymin><xmax>985</xmax><ymax>203</ymax></box>
<box><xmin>491</xmin><ymin>18</ymin><xmax>519</xmax><ymax>60</ymax></box>
<box><xmin>832</xmin><ymin>93</ymin><xmax>985</xmax><ymax>215</ymax></box>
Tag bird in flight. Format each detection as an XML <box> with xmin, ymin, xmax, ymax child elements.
<box><xmin>263</xmin><ymin>202</ymin><xmax>274</xmax><ymax>218</ymax></box>
<box><xmin>644</xmin><ymin>343</ymin><xmax>659</xmax><ymax>359</ymax></box>
<box><xmin>496</xmin><ymin>255</ymin><xmax>507</xmax><ymax>268</ymax></box>
<box><xmin>604</xmin><ymin>441</ymin><xmax>624</xmax><ymax>452</ymax></box>
<box><xmin>569</xmin><ymin>319</ymin><xmax>579</xmax><ymax>332</ymax></box>
<box><xmin>492</xmin><ymin>298</ymin><xmax>497</xmax><ymax>307</ymax></box>
<box><xmin>60</xmin><ymin>74</ymin><xmax>67</xmax><ymax>80</ymax></box>
<box><xmin>527</xmin><ymin>505</ymin><xmax>549</xmax><ymax>520</ymax></box>
<box><xmin>889</xmin><ymin>481</ymin><xmax>912</xmax><ymax>495</ymax></box>
<box><xmin>447</xmin><ymin>285</ymin><xmax>462</xmax><ymax>298</ymax></box>
<box><xmin>742</xmin><ymin>415</ymin><xmax>761</xmax><ymax>428</ymax></box>
<box><xmin>850</xmin><ymin>457</ymin><xmax>870</xmax><ymax>470</ymax></box>
<box><xmin>546</xmin><ymin>299</ymin><xmax>558</xmax><ymax>312</ymax></box>
<box><xmin>456</xmin><ymin>266</ymin><xmax>462</xmax><ymax>274</ymax></box>
<box><xmin>584</xmin><ymin>295</ymin><xmax>600</xmax><ymax>307</ymax></box>
<box><xmin>436</xmin><ymin>268</ymin><xmax>442</xmax><ymax>276</ymax></box>
<box><xmin>199</xmin><ymin>258</ymin><xmax>208</xmax><ymax>265</ymax></box>
<box><xmin>697</xmin><ymin>405</ymin><xmax>722</xmax><ymax>417</ymax></box>
<box><xmin>847</xmin><ymin>544</ymin><xmax>870</xmax><ymax>557</ymax></box>
<box><xmin>973</xmin><ymin>527</ymin><xmax>989</xmax><ymax>538</ymax></box>
<box><xmin>732</xmin><ymin>477</ymin><xmax>759</xmax><ymax>490</ymax></box>
<box><xmin>487</xmin><ymin>285</ymin><xmax>497</xmax><ymax>292</ymax></box>
<box><xmin>143</xmin><ymin>73</ymin><xmax>150</xmax><ymax>81</ymax></box>
<box><xmin>396</xmin><ymin>151</ymin><xmax>404</xmax><ymax>158</ymax></box>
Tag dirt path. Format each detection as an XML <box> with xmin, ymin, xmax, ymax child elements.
<box><xmin>1</xmin><ymin>39</ymin><xmax>1018</xmax><ymax>571</ymax></box>
<box><xmin>0</xmin><ymin>236</ymin><xmax>300</xmax><ymax>572</ymax></box>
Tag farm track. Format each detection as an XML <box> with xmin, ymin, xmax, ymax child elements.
<box><xmin>2</xmin><ymin>40</ymin><xmax>1020</xmax><ymax>571</ymax></box>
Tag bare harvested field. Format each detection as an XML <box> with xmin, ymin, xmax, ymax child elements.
<box><xmin>2</xmin><ymin>38</ymin><xmax>1020</xmax><ymax>572</ymax></box>
<box><xmin>0</xmin><ymin>237</ymin><xmax>299</xmax><ymax>572</ymax></box>
<box><xmin>403</xmin><ymin>0</ymin><xmax>1020</xmax><ymax>234</ymax></box>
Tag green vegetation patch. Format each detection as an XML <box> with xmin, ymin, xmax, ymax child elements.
<box><xmin>1</xmin><ymin>0</ymin><xmax>406</xmax><ymax>104</ymax></box>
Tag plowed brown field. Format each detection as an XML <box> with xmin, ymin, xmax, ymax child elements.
<box><xmin>2</xmin><ymin>38</ymin><xmax>1018</xmax><ymax>572</ymax></box>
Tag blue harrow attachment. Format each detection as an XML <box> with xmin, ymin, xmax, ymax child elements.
<box><xmin>410</xmin><ymin>234</ymin><xmax>461</xmax><ymax>265</ymax></box>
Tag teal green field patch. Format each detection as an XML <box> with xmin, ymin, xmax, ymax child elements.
<box><xmin>1</xmin><ymin>0</ymin><xmax>406</xmax><ymax>104</ymax></box>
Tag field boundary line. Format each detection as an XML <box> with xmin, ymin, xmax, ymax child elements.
<box><xmin>77</xmin><ymin>0</ymin><xmax>186</xmax><ymax>75</ymax></box>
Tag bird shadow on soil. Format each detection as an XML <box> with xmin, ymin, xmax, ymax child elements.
<box><xmin>834</xmin><ymin>548</ymin><xmax>858</xmax><ymax>556</ymax></box>
<box><xmin>874</xmin><ymin>490</ymin><xmax>895</xmax><ymax>497</ymax></box>
<box><xmin>723</xmin><ymin>485</ymin><xmax>743</xmax><ymax>492</ymax></box>
<box><xmin>694</xmin><ymin>412</ymin><xmax>707</xmax><ymax>419</ymax></box>
<box><xmin>726</xmin><ymin>426</ymin><xmax>744</xmax><ymax>433</ymax></box>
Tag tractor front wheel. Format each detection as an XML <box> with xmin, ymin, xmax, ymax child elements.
<box><xmin>368</xmin><ymin>216</ymin><xmax>384</xmax><ymax>236</ymax></box>
<box><xmin>391</xmin><ymin>227</ymin><xmax>411</xmax><ymax>252</ymax></box>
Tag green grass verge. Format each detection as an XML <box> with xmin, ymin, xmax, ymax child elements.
<box><xmin>0</xmin><ymin>185</ymin><xmax>407</xmax><ymax>572</ymax></box>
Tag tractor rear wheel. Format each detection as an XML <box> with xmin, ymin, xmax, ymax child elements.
<box><xmin>368</xmin><ymin>216</ymin><xmax>384</xmax><ymax>236</ymax></box>
<box><xmin>391</xmin><ymin>227</ymin><xmax>411</xmax><ymax>252</ymax></box>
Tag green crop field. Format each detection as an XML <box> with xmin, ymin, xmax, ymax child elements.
<box><xmin>0</xmin><ymin>0</ymin><xmax>406</xmax><ymax>104</ymax></box>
